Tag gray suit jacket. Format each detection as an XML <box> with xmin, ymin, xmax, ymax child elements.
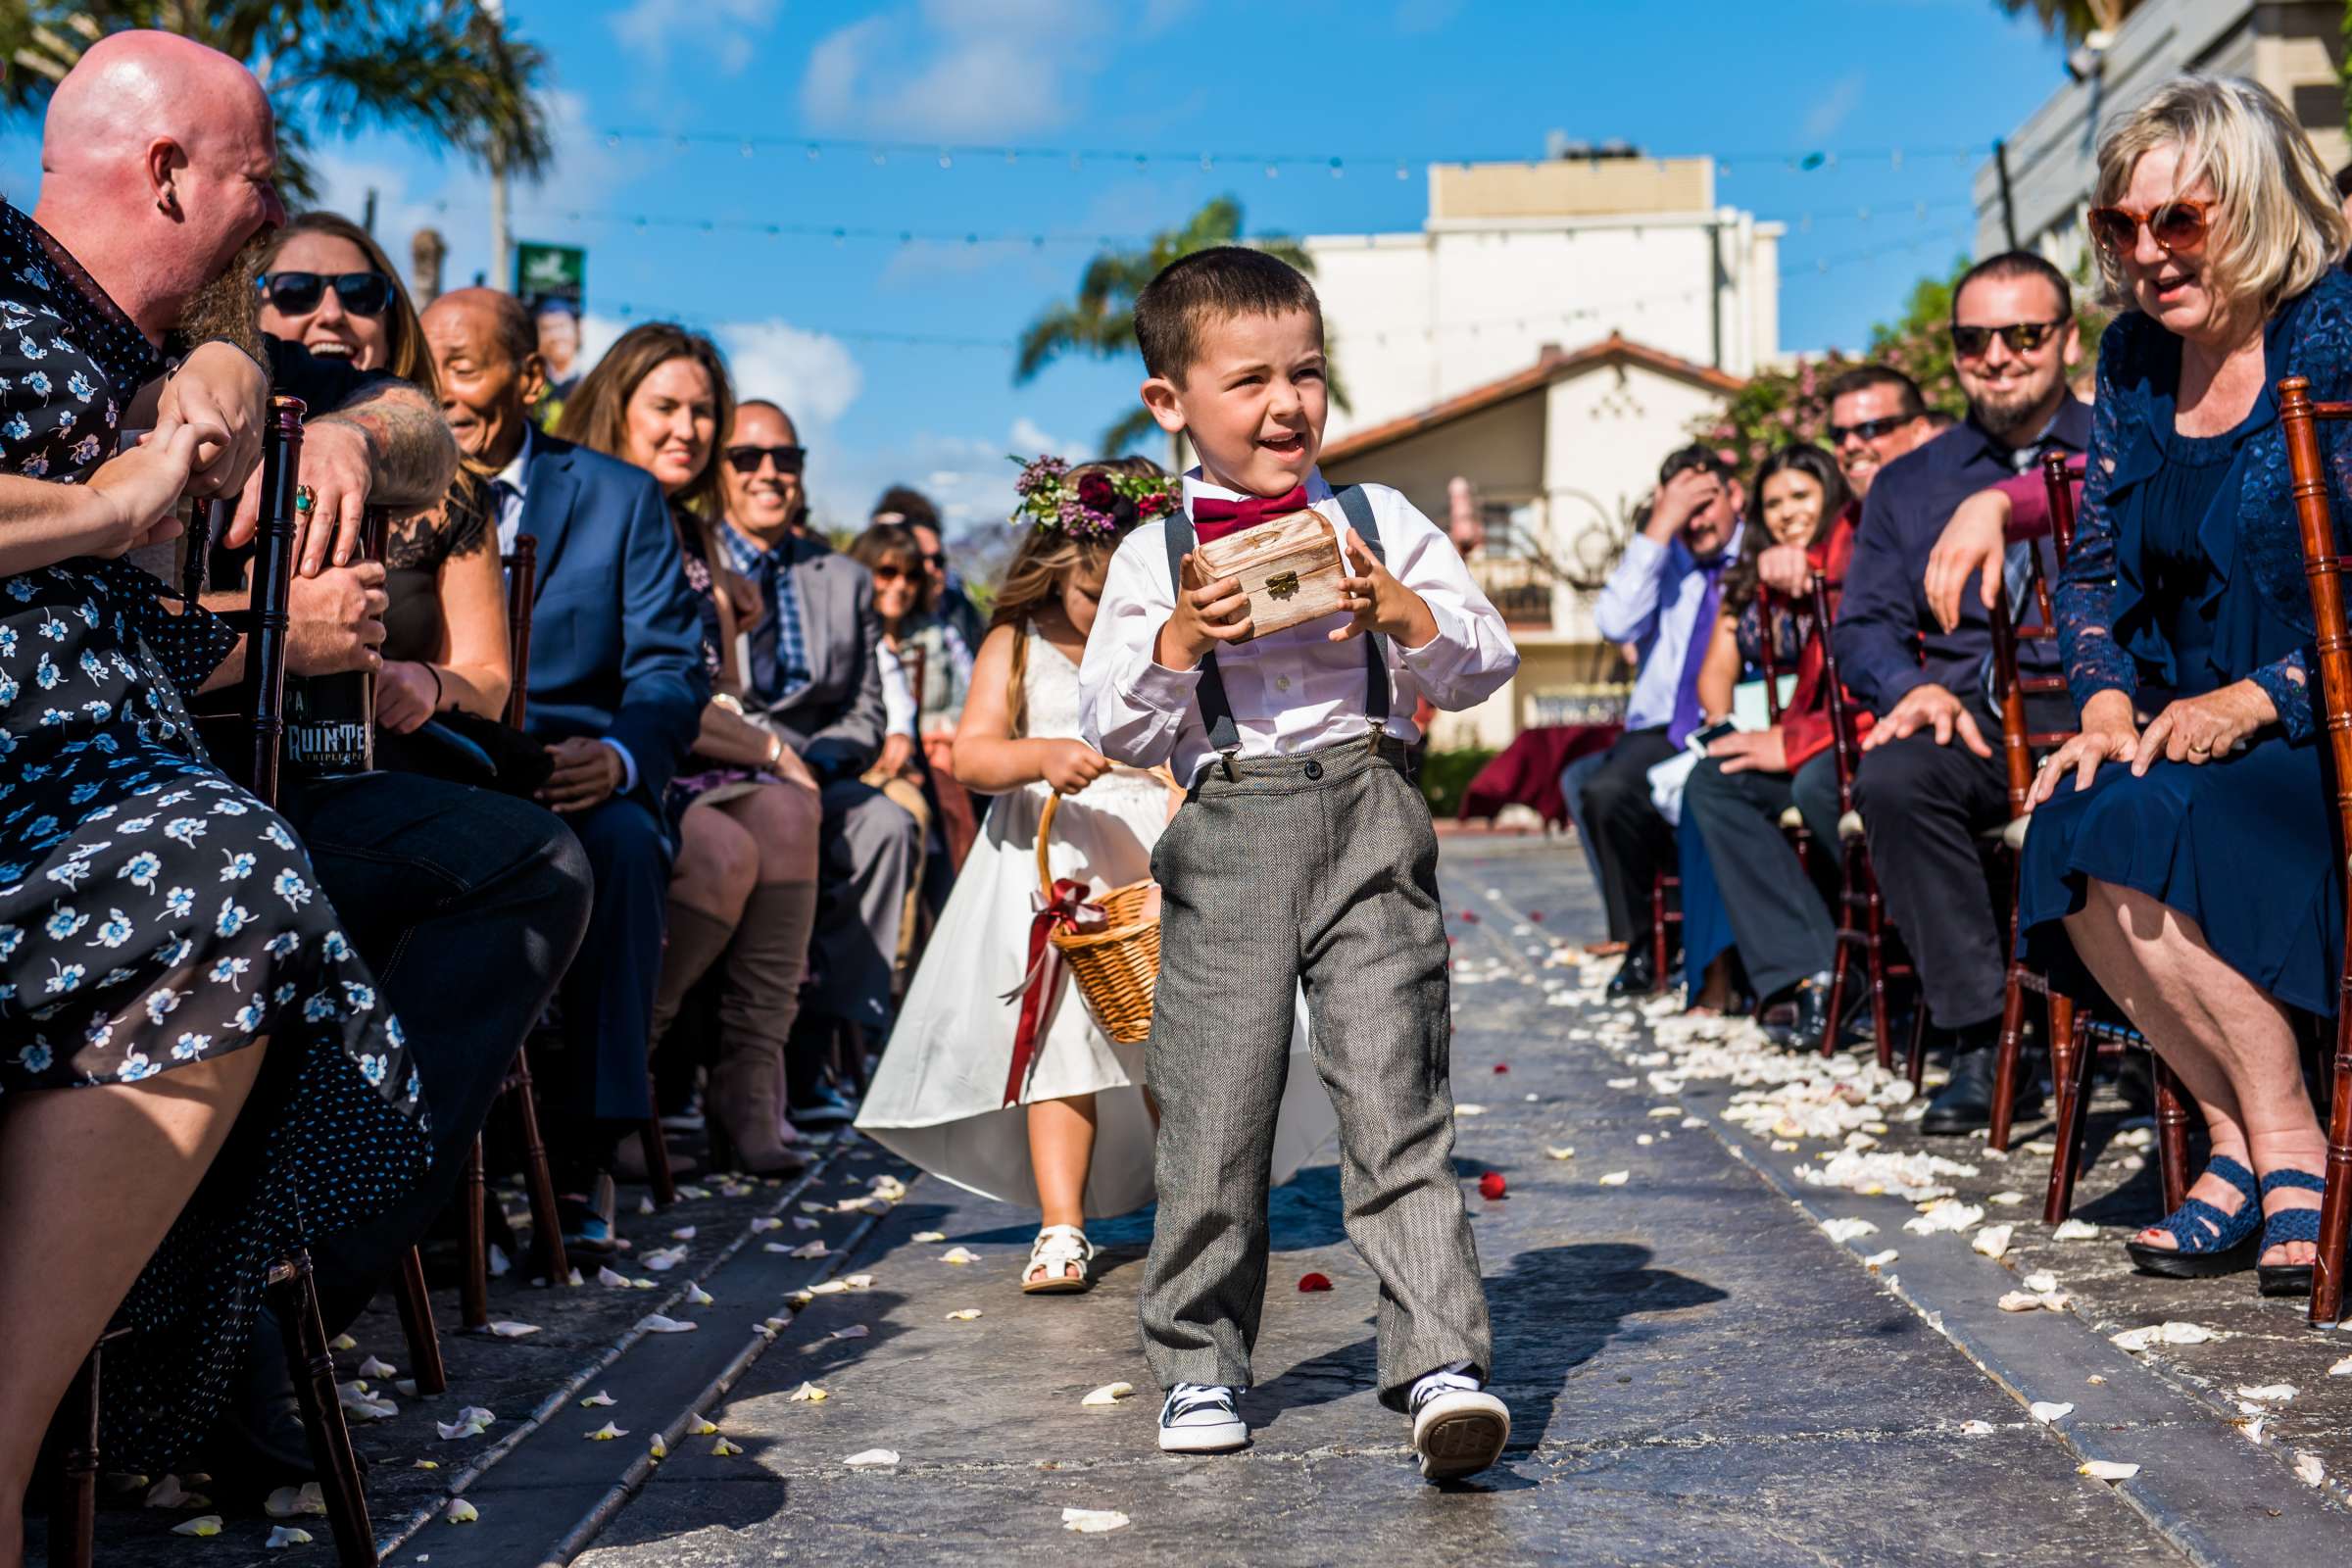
<box><xmin>745</xmin><ymin>532</ymin><xmax>888</xmax><ymax>781</ymax></box>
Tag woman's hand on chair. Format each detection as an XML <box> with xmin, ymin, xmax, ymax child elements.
<box><xmin>1924</xmin><ymin>488</ymin><xmax>2013</xmax><ymax>635</ymax></box>
<box><xmin>1755</xmin><ymin>545</ymin><xmax>1815</xmax><ymax>599</ymax></box>
<box><xmin>2131</xmin><ymin>681</ymin><xmax>2274</xmax><ymax>775</ymax></box>
<box><xmin>1036</xmin><ymin>739</ymin><xmax>1112</xmax><ymax>796</ymax></box>
<box><xmin>2031</xmin><ymin>689</ymin><xmax>2138</xmax><ymax>805</ymax></box>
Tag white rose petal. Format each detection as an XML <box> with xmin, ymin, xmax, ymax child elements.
<box><xmin>913</xmin><ymin>1231</ymin><xmax>948</xmax><ymax>1243</ymax></box>
<box><xmin>1454</xmin><ymin>1104</ymin><xmax>1487</xmax><ymax>1116</ymax></box>
<box><xmin>791</xmin><ymin>1241</ymin><xmax>828</xmax><ymax>1259</ymax></box>
<box><xmin>1973</xmin><ymin>1224</ymin><xmax>2015</xmax><ymax>1259</ymax></box>
<box><xmin>2023</xmin><ymin>1270</ymin><xmax>2058</xmax><ymax>1294</ymax></box>
<box><xmin>1959</xmin><ymin>1420</ymin><xmax>1995</xmax><ymax>1436</ymax></box>
<box><xmin>598</xmin><ymin>1265</ymin><xmax>631</xmax><ymax>1289</ymax></box>
<box><xmin>483</xmin><ymin>1320</ymin><xmax>540</xmax><ymax>1339</ymax></box>
<box><xmin>749</xmin><ymin>1217</ymin><xmax>781</xmax><ymax>1234</ymax></box>
<box><xmin>670</xmin><ymin>1226</ymin><xmax>698</xmax><ymax>1240</ymax></box>
<box><xmin>171</xmin><ymin>1516</ymin><xmax>223</xmax><ymax>1537</ymax></box>
<box><xmin>2160</xmin><ymin>1321</ymin><xmax>2219</xmax><ymax>1346</ymax></box>
<box><xmin>2296</xmin><ymin>1450</ymin><xmax>2327</xmax><ymax>1487</ymax></box>
<box><xmin>2078</xmin><ymin>1460</ymin><xmax>2139</xmax><ymax>1481</ymax></box>
<box><xmin>1544</xmin><ymin>1147</ymin><xmax>1576</xmax><ymax>1160</ymax></box>
<box><xmin>844</xmin><ymin>1448</ymin><xmax>900</xmax><ymax>1468</ymax></box>
<box><xmin>686</xmin><ymin>1282</ymin><xmax>715</xmax><ymax>1306</ymax></box>
<box><xmin>356</xmin><ymin>1355</ymin><xmax>397</xmax><ymax>1380</ymax></box>
<box><xmin>2328</xmin><ymin>1354</ymin><xmax>2352</xmax><ymax>1377</ymax></box>
<box><xmin>832</xmin><ymin>1324</ymin><xmax>871</xmax><ymax>1341</ymax></box>
<box><xmin>940</xmin><ymin>1246</ymin><xmax>981</xmax><ymax>1264</ymax></box>
<box><xmin>639</xmin><ymin>1313</ymin><xmax>699</xmax><ymax>1334</ymax></box>
<box><xmin>1081</xmin><ymin>1382</ymin><xmax>1134</xmax><ymax>1407</ymax></box>
<box><xmin>1820</xmin><ymin>1217</ymin><xmax>1878</xmax><ymax>1244</ymax></box>
<box><xmin>586</xmin><ymin>1421</ymin><xmax>628</xmax><ymax>1442</ymax></box>
<box><xmin>1062</xmin><ymin>1507</ymin><xmax>1132</xmax><ymax>1534</ymax></box>
<box><xmin>793</xmin><ymin>1217</ymin><xmax>820</xmax><ymax>1231</ymax></box>
<box><xmin>2053</xmin><ymin>1218</ymin><xmax>2100</xmax><ymax>1241</ymax></box>
<box><xmin>2030</xmin><ymin>1401</ymin><xmax>2074</xmax><ymax>1424</ymax></box>
<box><xmin>1863</xmin><ymin>1249</ymin><xmax>1899</xmax><ymax>1268</ymax></box>
<box><xmin>444</xmin><ymin>1498</ymin><xmax>479</xmax><ymax>1524</ymax></box>
<box><xmin>265</xmin><ymin>1526</ymin><xmax>314</xmax><ymax>1548</ymax></box>
<box><xmin>1998</xmin><ymin>1292</ymin><xmax>2046</xmax><ymax>1312</ymax></box>
<box><xmin>144</xmin><ymin>1475</ymin><xmax>205</xmax><ymax>1510</ymax></box>
<box><xmin>789</xmin><ymin>1382</ymin><xmax>829</xmax><ymax>1402</ymax></box>
<box><xmin>327</xmin><ymin>1334</ymin><xmax>357</xmax><ymax>1351</ymax></box>
<box><xmin>1598</xmin><ymin>1171</ymin><xmax>1630</xmax><ymax>1187</ymax></box>
<box><xmin>2236</xmin><ymin>1384</ymin><xmax>2297</xmax><ymax>1403</ymax></box>
<box><xmin>581</xmin><ymin>1392</ymin><xmax>616</xmax><ymax>1408</ymax></box>
<box><xmin>1988</xmin><ymin>1191</ymin><xmax>2027</xmax><ymax>1206</ymax></box>
<box><xmin>945</xmin><ymin>1308</ymin><xmax>982</xmax><ymax>1321</ymax></box>
<box><xmin>649</xmin><ymin>1434</ymin><xmax>667</xmax><ymax>1460</ymax></box>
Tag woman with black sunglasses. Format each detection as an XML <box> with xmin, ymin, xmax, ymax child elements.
<box><xmin>256</xmin><ymin>212</ymin><xmax>512</xmax><ymax>739</ymax></box>
<box><xmin>1998</xmin><ymin>76</ymin><xmax>2352</xmax><ymax>1295</ymax></box>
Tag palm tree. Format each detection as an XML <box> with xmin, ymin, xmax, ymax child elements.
<box><xmin>1991</xmin><ymin>0</ymin><xmax>2145</xmax><ymax>45</ymax></box>
<box><xmin>1016</xmin><ymin>194</ymin><xmax>1348</xmax><ymax>456</ymax></box>
<box><xmin>0</xmin><ymin>1</ymin><xmax>551</xmax><ymax>204</ymax></box>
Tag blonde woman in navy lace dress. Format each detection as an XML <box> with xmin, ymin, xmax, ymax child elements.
<box><xmin>0</xmin><ymin>190</ymin><xmax>429</xmax><ymax>1547</ymax></box>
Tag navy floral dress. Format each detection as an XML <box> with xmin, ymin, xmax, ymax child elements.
<box><xmin>2017</xmin><ymin>269</ymin><xmax>2352</xmax><ymax>1016</ymax></box>
<box><xmin>0</xmin><ymin>200</ymin><xmax>430</xmax><ymax>1468</ymax></box>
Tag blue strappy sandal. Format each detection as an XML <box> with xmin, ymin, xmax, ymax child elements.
<box><xmin>2123</xmin><ymin>1154</ymin><xmax>2262</xmax><ymax>1279</ymax></box>
<box><xmin>2256</xmin><ymin>1167</ymin><xmax>2327</xmax><ymax>1298</ymax></box>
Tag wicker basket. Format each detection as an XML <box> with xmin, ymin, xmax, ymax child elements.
<box><xmin>1036</xmin><ymin>791</ymin><xmax>1162</xmax><ymax>1046</ymax></box>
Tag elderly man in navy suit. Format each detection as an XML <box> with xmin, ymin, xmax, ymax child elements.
<box><xmin>421</xmin><ymin>288</ymin><xmax>708</xmax><ymax>1249</ymax></box>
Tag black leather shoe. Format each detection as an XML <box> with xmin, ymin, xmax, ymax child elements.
<box><xmin>1921</xmin><ymin>1046</ymin><xmax>2043</xmax><ymax>1136</ymax></box>
<box><xmin>1760</xmin><ymin>981</ymin><xmax>1834</xmax><ymax>1051</ymax></box>
<box><xmin>1605</xmin><ymin>947</ymin><xmax>1660</xmax><ymax>999</ymax></box>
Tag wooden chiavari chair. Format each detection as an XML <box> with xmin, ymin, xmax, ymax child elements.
<box><xmin>51</xmin><ymin>400</ymin><xmax>379</xmax><ymax>1567</ymax></box>
<box><xmin>2279</xmin><ymin>374</ymin><xmax>2352</xmax><ymax>1324</ymax></box>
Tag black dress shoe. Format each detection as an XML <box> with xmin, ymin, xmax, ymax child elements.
<box><xmin>1605</xmin><ymin>948</ymin><xmax>1660</xmax><ymax>999</ymax></box>
<box><xmin>1921</xmin><ymin>1046</ymin><xmax>2043</xmax><ymax>1136</ymax></box>
<box><xmin>1760</xmin><ymin>980</ymin><xmax>1834</xmax><ymax>1050</ymax></box>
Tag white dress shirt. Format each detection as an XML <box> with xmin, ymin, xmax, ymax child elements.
<box><xmin>491</xmin><ymin>422</ymin><xmax>638</xmax><ymax>791</ymax></box>
<box><xmin>1592</xmin><ymin>523</ymin><xmax>1743</xmax><ymax>734</ymax></box>
<box><xmin>1080</xmin><ymin>468</ymin><xmax>1519</xmax><ymax>782</ymax></box>
<box><xmin>876</xmin><ymin>640</ymin><xmax>917</xmax><ymax>740</ymax></box>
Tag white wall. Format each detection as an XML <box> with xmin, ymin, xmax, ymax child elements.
<box><xmin>1308</xmin><ymin>210</ymin><xmax>1778</xmax><ymax>440</ymax></box>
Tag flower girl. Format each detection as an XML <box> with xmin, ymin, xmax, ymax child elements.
<box><xmin>858</xmin><ymin>456</ymin><xmax>1331</xmax><ymax>1293</ymax></box>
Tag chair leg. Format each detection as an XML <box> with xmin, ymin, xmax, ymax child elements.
<box><xmin>1904</xmin><ymin>996</ymin><xmax>1929</xmax><ymax>1090</ymax></box>
<box><xmin>49</xmin><ymin>1346</ymin><xmax>101</xmax><ymax>1568</ymax></box>
<box><xmin>392</xmin><ymin>1249</ymin><xmax>445</xmax><ymax>1396</ymax></box>
<box><xmin>638</xmin><ymin>1123</ymin><xmax>677</xmax><ymax>1209</ymax></box>
<box><xmin>2151</xmin><ymin>1054</ymin><xmax>2191</xmax><ymax>1214</ymax></box>
<box><xmin>459</xmin><ymin>1138</ymin><xmax>488</xmax><ymax>1332</ymax></box>
<box><xmin>1860</xmin><ymin>879</ymin><xmax>1893</xmax><ymax>1074</ymax></box>
<box><xmin>506</xmin><ymin>1058</ymin><xmax>568</xmax><ymax>1285</ymax></box>
<box><xmin>2042</xmin><ymin>1017</ymin><xmax>2095</xmax><ymax>1225</ymax></box>
<box><xmin>1649</xmin><ymin>870</ymin><xmax>1669</xmax><ymax>985</ymax></box>
<box><xmin>1988</xmin><ymin>968</ymin><xmax>2030</xmax><ymax>1153</ymax></box>
<box><xmin>2313</xmin><ymin>1009</ymin><xmax>2352</xmax><ymax>1324</ymax></box>
<box><xmin>268</xmin><ymin>1251</ymin><xmax>377</xmax><ymax>1567</ymax></box>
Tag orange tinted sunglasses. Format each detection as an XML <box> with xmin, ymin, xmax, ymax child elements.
<box><xmin>2085</xmin><ymin>200</ymin><xmax>2211</xmax><ymax>257</ymax></box>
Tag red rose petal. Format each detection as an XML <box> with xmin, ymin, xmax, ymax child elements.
<box><xmin>1529</xmin><ymin>910</ymin><xmax>1544</xmax><ymax>922</ymax></box>
<box><xmin>1459</xmin><ymin>909</ymin><xmax>1480</xmax><ymax>924</ymax></box>
<box><xmin>1298</xmin><ymin>1272</ymin><xmax>1334</xmax><ymax>1293</ymax></box>
<box><xmin>1479</xmin><ymin>1172</ymin><xmax>1507</xmax><ymax>1200</ymax></box>
<box><xmin>1493</xmin><ymin>1063</ymin><xmax>1509</xmax><ymax>1074</ymax></box>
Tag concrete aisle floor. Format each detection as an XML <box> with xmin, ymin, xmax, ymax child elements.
<box><xmin>567</xmin><ymin>836</ymin><xmax>2196</xmax><ymax>1568</ymax></box>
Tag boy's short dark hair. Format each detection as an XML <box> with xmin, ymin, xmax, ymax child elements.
<box><xmin>1659</xmin><ymin>443</ymin><xmax>1735</xmax><ymax>486</ymax></box>
<box><xmin>1825</xmin><ymin>365</ymin><xmax>1927</xmax><ymax>418</ymax></box>
<box><xmin>1134</xmin><ymin>245</ymin><xmax>1323</xmax><ymax>385</ymax></box>
<box><xmin>1953</xmin><ymin>250</ymin><xmax>2074</xmax><ymax>321</ymax></box>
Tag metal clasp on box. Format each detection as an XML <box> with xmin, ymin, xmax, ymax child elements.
<box><xmin>1264</xmin><ymin>570</ymin><xmax>1300</xmax><ymax>600</ymax></box>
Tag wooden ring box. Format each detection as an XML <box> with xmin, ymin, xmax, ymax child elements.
<box><xmin>1183</xmin><ymin>510</ymin><xmax>1353</xmax><ymax>641</ymax></box>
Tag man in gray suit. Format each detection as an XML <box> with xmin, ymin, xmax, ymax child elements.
<box><xmin>718</xmin><ymin>398</ymin><xmax>920</xmax><ymax>1124</ymax></box>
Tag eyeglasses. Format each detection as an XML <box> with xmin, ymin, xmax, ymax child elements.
<box><xmin>870</xmin><ymin>564</ymin><xmax>911</xmax><ymax>584</ymax></box>
<box><xmin>258</xmin><ymin>270</ymin><xmax>392</xmax><ymax>318</ymax></box>
<box><xmin>1826</xmin><ymin>414</ymin><xmax>1917</xmax><ymax>446</ymax></box>
<box><xmin>724</xmin><ymin>444</ymin><xmax>807</xmax><ymax>475</ymax></box>
<box><xmin>2086</xmin><ymin>200</ymin><xmax>2212</xmax><ymax>259</ymax></box>
<box><xmin>920</xmin><ymin>552</ymin><xmax>946</xmax><ymax>570</ymax></box>
<box><xmin>1948</xmin><ymin>319</ymin><xmax>2069</xmax><ymax>359</ymax></box>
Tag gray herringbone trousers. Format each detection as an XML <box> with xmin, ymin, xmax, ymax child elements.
<box><xmin>1140</xmin><ymin>736</ymin><xmax>1492</xmax><ymax>1411</ymax></box>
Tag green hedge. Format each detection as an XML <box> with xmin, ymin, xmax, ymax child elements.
<box><xmin>1420</xmin><ymin>748</ymin><xmax>1498</xmax><ymax>818</ymax></box>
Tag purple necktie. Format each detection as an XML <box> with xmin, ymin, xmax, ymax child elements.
<box><xmin>1667</xmin><ymin>553</ymin><xmax>1732</xmax><ymax>748</ymax></box>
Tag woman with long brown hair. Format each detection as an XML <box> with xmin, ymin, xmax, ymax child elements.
<box><xmin>256</xmin><ymin>211</ymin><xmax>510</xmax><ymax>732</ymax></box>
<box><xmin>556</xmin><ymin>323</ymin><xmax>822</xmax><ymax>1176</ymax></box>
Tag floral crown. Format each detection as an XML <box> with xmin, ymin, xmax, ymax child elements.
<box><xmin>1008</xmin><ymin>454</ymin><xmax>1180</xmax><ymax>540</ymax></box>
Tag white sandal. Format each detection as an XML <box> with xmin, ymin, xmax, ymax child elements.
<box><xmin>1022</xmin><ymin>1224</ymin><xmax>1095</xmax><ymax>1295</ymax></box>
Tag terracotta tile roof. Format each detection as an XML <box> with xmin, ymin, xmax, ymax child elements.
<box><xmin>1319</xmin><ymin>332</ymin><xmax>1748</xmax><ymax>463</ymax></box>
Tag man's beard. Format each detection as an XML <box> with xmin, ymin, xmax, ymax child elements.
<box><xmin>1970</xmin><ymin>376</ymin><xmax>2055</xmax><ymax>442</ymax></box>
<box><xmin>172</xmin><ymin>232</ymin><xmax>270</xmax><ymax>364</ymax></box>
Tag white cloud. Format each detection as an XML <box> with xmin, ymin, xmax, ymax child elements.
<box><xmin>1009</xmin><ymin>416</ymin><xmax>1068</xmax><ymax>456</ymax></box>
<box><xmin>810</xmin><ymin>417</ymin><xmax>1072</xmax><ymax>539</ymax></box>
<box><xmin>1800</xmin><ymin>72</ymin><xmax>1866</xmax><ymax>143</ymax></box>
<box><xmin>799</xmin><ymin>0</ymin><xmax>1116</xmax><ymax>138</ymax></box>
<box><xmin>611</xmin><ymin>0</ymin><xmax>781</xmax><ymax>75</ymax></box>
<box><xmin>712</xmin><ymin>318</ymin><xmax>865</xmax><ymax>428</ymax></box>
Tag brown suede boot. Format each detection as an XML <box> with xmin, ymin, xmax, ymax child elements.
<box><xmin>710</xmin><ymin>880</ymin><xmax>818</xmax><ymax>1176</ymax></box>
<box><xmin>650</xmin><ymin>899</ymin><xmax>740</xmax><ymax>1051</ymax></box>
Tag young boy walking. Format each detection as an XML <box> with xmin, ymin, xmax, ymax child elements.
<box><xmin>1079</xmin><ymin>246</ymin><xmax>1521</xmax><ymax>1481</ymax></box>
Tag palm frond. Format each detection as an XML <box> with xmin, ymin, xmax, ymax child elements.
<box><xmin>1099</xmin><ymin>404</ymin><xmax>1162</xmax><ymax>458</ymax></box>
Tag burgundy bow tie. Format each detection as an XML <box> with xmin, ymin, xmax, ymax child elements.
<box><xmin>1190</xmin><ymin>484</ymin><xmax>1309</xmax><ymax>543</ymax></box>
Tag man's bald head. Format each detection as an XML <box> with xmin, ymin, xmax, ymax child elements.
<box><xmin>422</xmin><ymin>288</ymin><xmax>546</xmax><ymax>470</ymax></box>
<box><xmin>32</xmin><ymin>29</ymin><xmax>284</xmax><ymax>340</ymax></box>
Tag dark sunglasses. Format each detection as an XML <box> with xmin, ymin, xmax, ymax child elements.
<box><xmin>724</xmin><ymin>444</ymin><xmax>807</xmax><ymax>475</ymax></box>
<box><xmin>259</xmin><ymin>270</ymin><xmax>392</xmax><ymax>318</ymax></box>
<box><xmin>869</xmin><ymin>564</ymin><xmax>912</xmax><ymax>584</ymax></box>
<box><xmin>1949</xmin><ymin>319</ymin><xmax>2068</xmax><ymax>359</ymax></box>
<box><xmin>2086</xmin><ymin>200</ymin><xmax>2211</xmax><ymax>259</ymax></box>
<box><xmin>1826</xmin><ymin>414</ymin><xmax>1917</xmax><ymax>446</ymax></box>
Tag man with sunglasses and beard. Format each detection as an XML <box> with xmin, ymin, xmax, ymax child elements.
<box><xmin>1832</xmin><ymin>251</ymin><xmax>2090</xmax><ymax>1134</ymax></box>
<box><xmin>718</xmin><ymin>400</ymin><xmax>919</xmax><ymax>1127</ymax></box>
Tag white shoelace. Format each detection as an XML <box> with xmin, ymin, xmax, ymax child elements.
<box><xmin>1408</xmin><ymin>1368</ymin><xmax>1482</xmax><ymax>1415</ymax></box>
<box><xmin>1163</xmin><ymin>1383</ymin><xmax>1239</xmax><ymax>1423</ymax></box>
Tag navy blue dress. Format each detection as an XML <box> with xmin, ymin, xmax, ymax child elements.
<box><xmin>2017</xmin><ymin>288</ymin><xmax>2346</xmax><ymax>1016</ymax></box>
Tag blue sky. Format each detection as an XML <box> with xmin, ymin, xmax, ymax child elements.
<box><xmin>7</xmin><ymin>0</ymin><xmax>2074</xmax><ymax>536</ymax></box>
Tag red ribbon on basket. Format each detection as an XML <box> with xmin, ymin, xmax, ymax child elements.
<box><xmin>1000</xmin><ymin>877</ymin><xmax>1100</xmax><ymax>1106</ymax></box>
